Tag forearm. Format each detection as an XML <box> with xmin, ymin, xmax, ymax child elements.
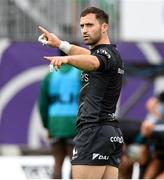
<box><xmin>44</xmin><ymin>54</ymin><xmax>100</xmax><ymax>71</ymax></box>
<box><xmin>67</xmin><ymin>44</ymin><xmax>90</xmax><ymax>55</ymax></box>
<box><xmin>38</xmin><ymin>26</ymin><xmax>90</xmax><ymax>55</ymax></box>
<box><xmin>67</xmin><ymin>55</ymin><xmax>100</xmax><ymax>71</ymax></box>
<box><xmin>59</xmin><ymin>41</ymin><xmax>90</xmax><ymax>55</ymax></box>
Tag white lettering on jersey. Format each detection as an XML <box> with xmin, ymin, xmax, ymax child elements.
<box><xmin>96</xmin><ymin>49</ymin><xmax>111</xmax><ymax>59</ymax></box>
<box><xmin>92</xmin><ymin>153</ymin><xmax>109</xmax><ymax>160</ymax></box>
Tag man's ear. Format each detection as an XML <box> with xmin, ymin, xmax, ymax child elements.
<box><xmin>102</xmin><ymin>23</ymin><xmax>109</xmax><ymax>33</ymax></box>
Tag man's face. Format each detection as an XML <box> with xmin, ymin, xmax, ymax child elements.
<box><xmin>80</xmin><ymin>13</ymin><xmax>103</xmax><ymax>46</ymax></box>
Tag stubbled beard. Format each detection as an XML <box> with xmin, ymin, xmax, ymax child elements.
<box><xmin>85</xmin><ymin>33</ymin><xmax>101</xmax><ymax>46</ymax></box>
<box><xmin>85</xmin><ymin>37</ymin><xmax>99</xmax><ymax>46</ymax></box>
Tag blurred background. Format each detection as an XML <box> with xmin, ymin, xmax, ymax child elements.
<box><xmin>0</xmin><ymin>0</ymin><xmax>164</xmax><ymax>179</ymax></box>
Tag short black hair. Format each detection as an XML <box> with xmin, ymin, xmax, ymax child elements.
<box><xmin>80</xmin><ymin>7</ymin><xmax>109</xmax><ymax>24</ymax></box>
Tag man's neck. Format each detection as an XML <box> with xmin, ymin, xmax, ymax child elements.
<box><xmin>90</xmin><ymin>38</ymin><xmax>110</xmax><ymax>49</ymax></box>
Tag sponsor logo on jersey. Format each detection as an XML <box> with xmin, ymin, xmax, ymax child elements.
<box><xmin>110</xmin><ymin>136</ymin><xmax>124</xmax><ymax>143</ymax></box>
<box><xmin>81</xmin><ymin>73</ymin><xmax>89</xmax><ymax>82</ymax></box>
<box><xmin>92</xmin><ymin>153</ymin><xmax>109</xmax><ymax>160</ymax></box>
<box><xmin>72</xmin><ymin>148</ymin><xmax>78</xmax><ymax>160</ymax></box>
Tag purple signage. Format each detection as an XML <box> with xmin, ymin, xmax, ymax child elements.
<box><xmin>0</xmin><ymin>42</ymin><xmax>164</xmax><ymax>146</ymax></box>
<box><xmin>0</xmin><ymin>42</ymin><xmax>60</xmax><ymax>146</ymax></box>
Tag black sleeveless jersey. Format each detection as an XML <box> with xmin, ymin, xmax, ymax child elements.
<box><xmin>76</xmin><ymin>44</ymin><xmax>124</xmax><ymax>130</ymax></box>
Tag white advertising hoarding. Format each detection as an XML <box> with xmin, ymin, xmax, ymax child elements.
<box><xmin>120</xmin><ymin>0</ymin><xmax>164</xmax><ymax>41</ymax></box>
<box><xmin>0</xmin><ymin>156</ymin><xmax>71</xmax><ymax>179</ymax></box>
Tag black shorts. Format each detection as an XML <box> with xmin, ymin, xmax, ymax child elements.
<box><xmin>71</xmin><ymin>125</ymin><xmax>124</xmax><ymax>167</ymax></box>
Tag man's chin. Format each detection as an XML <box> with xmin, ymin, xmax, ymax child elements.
<box><xmin>83</xmin><ymin>40</ymin><xmax>89</xmax><ymax>44</ymax></box>
<box><xmin>84</xmin><ymin>40</ymin><xmax>93</xmax><ymax>46</ymax></box>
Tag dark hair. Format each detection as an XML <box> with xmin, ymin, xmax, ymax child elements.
<box><xmin>80</xmin><ymin>7</ymin><xmax>109</xmax><ymax>24</ymax></box>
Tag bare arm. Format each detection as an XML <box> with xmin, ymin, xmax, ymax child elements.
<box><xmin>44</xmin><ymin>54</ymin><xmax>100</xmax><ymax>72</ymax></box>
<box><xmin>38</xmin><ymin>26</ymin><xmax>90</xmax><ymax>55</ymax></box>
<box><xmin>67</xmin><ymin>44</ymin><xmax>90</xmax><ymax>55</ymax></box>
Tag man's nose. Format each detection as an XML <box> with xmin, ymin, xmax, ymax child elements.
<box><xmin>82</xmin><ymin>26</ymin><xmax>88</xmax><ymax>34</ymax></box>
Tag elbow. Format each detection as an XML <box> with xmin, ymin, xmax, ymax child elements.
<box><xmin>90</xmin><ymin>57</ymin><xmax>100</xmax><ymax>71</ymax></box>
<box><xmin>93</xmin><ymin>61</ymin><xmax>100</xmax><ymax>71</ymax></box>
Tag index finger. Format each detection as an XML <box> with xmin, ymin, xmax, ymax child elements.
<box><xmin>44</xmin><ymin>56</ymin><xmax>53</xmax><ymax>62</ymax></box>
<box><xmin>38</xmin><ymin>26</ymin><xmax>50</xmax><ymax>35</ymax></box>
